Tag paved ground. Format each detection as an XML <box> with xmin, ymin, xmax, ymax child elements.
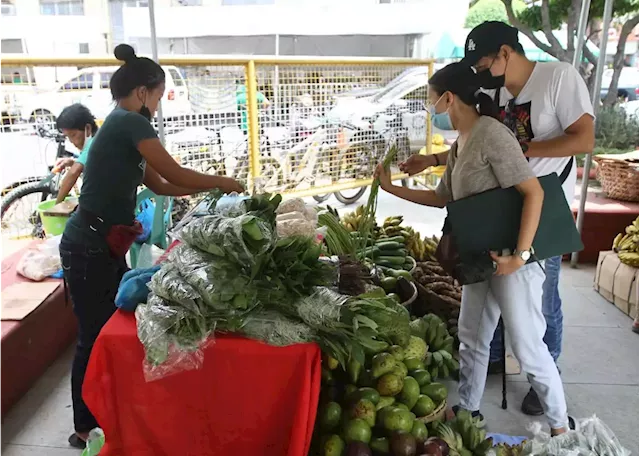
<box><xmin>1</xmin><ymin>190</ymin><xmax>638</xmax><ymax>455</ymax></box>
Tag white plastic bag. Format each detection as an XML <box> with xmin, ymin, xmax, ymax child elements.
<box><xmin>16</xmin><ymin>236</ymin><xmax>62</xmax><ymax>281</ymax></box>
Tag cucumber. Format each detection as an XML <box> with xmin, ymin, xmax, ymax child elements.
<box><xmin>377</xmin><ymin>256</ymin><xmax>406</xmax><ymax>265</ymax></box>
<box><xmin>376</xmin><ymin>260</ymin><xmax>398</xmax><ymax>268</ymax></box>
<box><xmin>378</xmin><ymin>235</ymin><xmax>405</xmax><ymax>244</ymax></box>
<box><xmin>382</xmin><ymin>249</ymin><xmax>407</xmax><ymax>257</ymax></box>
<box><xmin>362</xmin><ymin>246</ymin><xmax>380</xmax><ymax>258</ymax></box>
<box><xmin>375</xmin><ymin>241</ymin><xmax>404</xmax><ymax>251</ymax></box>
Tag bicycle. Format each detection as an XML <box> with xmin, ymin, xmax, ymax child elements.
<box><xmin>1</xmin><ymin>128</ymin><xmax>78</xmax><ymax>238</ymax></box>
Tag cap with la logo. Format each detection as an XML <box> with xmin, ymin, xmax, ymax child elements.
<box><xmin>461</xmin><ymin>21</ymin><xmax>520</xmax><ymax>67</ymax></box>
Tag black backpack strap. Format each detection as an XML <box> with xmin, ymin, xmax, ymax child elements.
<box><xmin>559</xmin><ymin>157</ymin><xmax>574</xmax><ymax>184</ymax></box>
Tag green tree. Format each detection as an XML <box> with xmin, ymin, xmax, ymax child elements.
<box><xmin>501</xmin><ymin>0</ymin><xmax>639</xmax><ymax>106</ymax></box>
<box><xmin>465</xmin><ymin>0</ymin><xmax>526</xmax><ymax>28</ymax></box>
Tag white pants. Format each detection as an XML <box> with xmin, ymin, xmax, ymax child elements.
<box><xmin>457</xmin><ymin>262</ymin><xmax>568</xmax><ymax>430</ymax></box>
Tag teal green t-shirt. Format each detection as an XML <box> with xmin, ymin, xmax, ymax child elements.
<box><xmin>63</xmin><ymin>108</ymin><xmax>157</xmax><ymax>246</ymax></box>
<box><xmin>236</xmin><ymin>85</ymin><xmax>266</xmax><ymax>132</ymax></box>
<box><xmin>75</xmin><ymin>136</ymin><xmax>93</xmax><ymax>167</ymax></box>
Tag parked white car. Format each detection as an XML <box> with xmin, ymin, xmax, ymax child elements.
<box><xmin>20</xmin><ymin>65</ymin><xmax>192</xmax><ymax>128</ymax></box>
<box><xmin>326</xmin><ymin>67</ymin><xmax>430</xmax><ymax>151</ymax></box>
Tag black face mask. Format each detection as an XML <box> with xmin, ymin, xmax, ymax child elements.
<box><xmin>139</xmin><ymin>104</ymin><xmax>152</xmax><ymax>121</ymax></box>
<box><xmin>477</xmin><ymin>68</ymin><xmax>505</xmax><ymax>90</ymax></box>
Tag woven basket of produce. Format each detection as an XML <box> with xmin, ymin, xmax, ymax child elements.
<box><xmin>594</xmin><ymin>156</ymin><xmax>639</xmax><ymax>202</ymax></box>
<box><xmin>417</xmin><ymin>399</ymin><xmax>447</xmax><ymax>424</ymax></box>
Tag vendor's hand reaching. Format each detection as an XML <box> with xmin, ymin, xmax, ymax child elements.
<box><xmin>399</xmin><ymin>154</ymin><xmax>433</xmax><ymax>176</ymax></box>
<box><xmin>54</xmin><ymin>157</ymin><xmax>75</xmax><ymax>171</ymax></box>
<box><xmin>490</xmin><ymin>252</ymin><xmax>525</xmax><ymax>276</ymax></box>
<box><xmin>219</xmin><ymin>177</ymin><xmax>245</xmax><ymax>195</ymax></box>
<box><xmin>374</xmin><ymin>164</ymin><xmax>392</xmax><ymax>191</ymax></box>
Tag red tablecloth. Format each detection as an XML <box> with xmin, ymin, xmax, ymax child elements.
<box><xmin>83</xmin><ymin>310</ymin><xmax>321</xmax><ymax>456</ymax></box>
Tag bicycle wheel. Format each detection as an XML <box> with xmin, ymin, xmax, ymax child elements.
<box><xmin>334</xmin><ymin>187</ymin><xmax>366</xmax><ymax>205</ymax></box>
<box><xmin>312</xmin><ymin>194</ymin><xmax>331</xmax><ymax>203</ymax></box>
<box><xmin>1</xmin><ymin>181</ymin><xmax>53</xmax><ymax>238</ymax></box>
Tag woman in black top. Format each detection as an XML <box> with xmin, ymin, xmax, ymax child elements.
<box><xmin>61</xmin><ymin>44</ymin><xmax>243</xmax><ymax>448</ymax></box>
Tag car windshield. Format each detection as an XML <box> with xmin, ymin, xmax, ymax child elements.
<box><xmin>372</xmin><ymin>75</ymin><xmax>428</xmax><ymax>104</ymax></box>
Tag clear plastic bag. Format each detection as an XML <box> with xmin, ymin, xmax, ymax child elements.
<box><xmin>179</xmin><ymin>213</ymin><xmax>274</xmax><ymax>266</ymax></box>
<box><xmin>522</xmin><ymin>416</ymin><xmax>631</xmax><ymax>456</ymax></box>
<box><xmin>169</xmin><ymin>244</ymin><xmax>257</xmax><ymax>312</ymax></box>
<box><xmin>275</xmin><ymin>197</ymin><xmax>306</xmax><ymax>215</ymax></box>
<box><xmin>147</xmin><ymin>263</ymin><xmax>203</xmax><ymax>314</ymax></box>
<box><xmin>135</xmin><ymin>293</ymin><xmax>211</xmax><ymax>382</ymax></box>
<box><xmin>240</xmin><ymin>310</ymin><xmax>317</xmax><ymax>346</ymax></box>
<box><xmin>16</xmin><ymin>235</ymin><xmax>62</xmax><ymax>281</ymax></box>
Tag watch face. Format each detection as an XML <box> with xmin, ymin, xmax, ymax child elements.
<box><xmin>520</xmin><ymin>251</ymin><xmax>531</xmax><ymax>261</ymax></box>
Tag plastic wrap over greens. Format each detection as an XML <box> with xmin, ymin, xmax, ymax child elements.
<box><xmin>180</xmin><ymin>213</ymin><xmax>274</xmax><ymax>266</ymax></box>
<box><xmin>169</xmin><ymin>244</ymin><xmax>257</xmax><ymax>311</ymax></box>
<box><xmin>240</xmin><ymin>310</ymin><xmax>317</xmax><ymax>346</ymax></box>
<box><xmin>294</xmin><ymin>287</ymin><xmax>348</xmax><ymax>330</ymax></box>
<box><xmin>522</xmin><ymin>416</ymin><xmax>630</xmax><ymax>456</ymax></box>
<box><xmin>135</xmin><ymin>294</ymin><xmax>211</xmax><ymax>382</ymax></box>
<box><xmin>147</xmin><ymin>263</ymin><xmax>202</xmax><ymax>313</ymax></box>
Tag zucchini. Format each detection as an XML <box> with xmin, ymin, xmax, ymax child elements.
<box><xmin>362</xmin><ymin>246</ymin><xmax>380</xmax><ymax>258</ymax></box>
<box><xmin>376</xmin><ymin>260</ymin><xmax>398</xmax><ymax>268</ymax></box>
<box><xmin>375</xmin><ymin>241</ymin><xmax>404</xmax><ymax>251</ymax></box>
<box><xmin>377</xmin><ymin>256</ymin><xmax>406</xmax><ymax>265</ymax></box>
<box><xmin>380</xmin><ymin>277</ymin><xmax>397</xmax><ymax>292</ymax></box>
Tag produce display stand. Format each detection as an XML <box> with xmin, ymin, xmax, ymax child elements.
<box><xmin>83</xmin><ymin>310</ymin><xmax>321</xmax><ymax>456</ymax></box>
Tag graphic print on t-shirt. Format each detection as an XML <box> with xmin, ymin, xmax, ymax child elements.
<box><xmin>498</xmin><ymin>101</ymin><xmax>535</xmax><ymax>144</ymax></box>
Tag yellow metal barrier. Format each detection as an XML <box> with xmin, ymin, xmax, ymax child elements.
<box><xmin>1</xmin><ymin>55</ymin><xmax>435</xmax><ymax>199</ymax></box>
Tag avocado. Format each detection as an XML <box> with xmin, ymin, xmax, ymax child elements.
<box><xmin>321</xmin><ymin>434</ymin><xmax>345</xmax><ymax>456</ymax></box>
<box><xmin>398</xmin><ymin>377</ymin><xmax>420</xmax><ymax>410</ymax></box>
<box><xmin>420</xmin><ymin>383</ymin><xmax>447</xmax><ymax>403</ymax></box>
<box><xmin>370</xmin><ymin>436</ymin><xmax>390</xmax><ymax>455</ymax></box>
<box><xmin>343</xmin><ymin>418</ymin><xmax>372</xmax><ymax>444</ymax></box>
<box><xmin>320</xmin><ymin>401</ymin><xmax>342</xmax><ymax>431</ymax></box>
<box><xmin>389</xmin><ymin>431</ymin><xmax>417</xmax><ymax>456</ymax></box>
<box><xmin>383</xmin><ymin>409</ymin><xmax>414</xmax><ymax>434</ymax></box>
<box><xmin>412</xmin><ymin>395</ymin><xmax>436</xmax><ymax>417</ymax></box>
<box><xmin>349</xmin><ymin>399</ymin><xmax>376</xmax><ymax>428</ymax></box>
<box><xmin>403</xmin><ymin>357</ymin><xmax>425</xmax><ymax>371</ymax></box>
<box><xmin>345</xmin><ymin>441</ymin><xmax>373</xmax><ymax>456</ymax></box>
<box><xmin>409</xmin><ymin>369</ymin><xmax>431</xmax><ymax>387</ymax></box>
<box><xmin>372</xmin><ymin>353</ymin><xmax>397</xmax><ymax>378</ymax></box>
<box><xmin>411</xmin><ymin>420</ymin><xmax>428</xmax><ymax>443</ymax></box>
<box><xmin>376</xmin><ymin>373</ymin><xmax>404</xmax><ymax>396</ymax></box>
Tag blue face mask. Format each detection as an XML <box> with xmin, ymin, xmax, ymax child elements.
<box><xmin>429</xmin><ymin>93</ymin><xmax>454</xmax><ymax>130</ymax></box>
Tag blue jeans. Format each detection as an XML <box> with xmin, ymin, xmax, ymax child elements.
<box><xmin>489</xmin><ymin>256</ymin><xmax>563</xmax><ymax>363</ymax></box>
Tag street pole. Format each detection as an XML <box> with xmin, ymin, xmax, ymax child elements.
<box><xmin>147</xmin><ymin>0</ymin><xmax>168</xmax><ymax>249</ymax></box>
<box><xmin>274</xmin><ymin>34</ymin><xmax>280</xmax><ymax>119</ymax></box>
<box><xmin>572</xmin><ymin>0</ymin><xmax>592</xmax><ymax>68</ymax></box>
<box><xmin>148</xmin><ymin>0</ymin><xmax>165</xmax><ymax>145</ymax></box>
<box><xmin>571</xmin><ymin>0</ymin><xmax>614</xmax><ymax>267</ymax></box>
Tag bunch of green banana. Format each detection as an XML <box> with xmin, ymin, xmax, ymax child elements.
<box><xmin>342</xmin><ymin>205</ymin><xmax>368</xmax><ymax>232</ymax></box>
<box><xmin>494</xmin><ymin>442</ymin><xmax>527</xmax><ymax>456</ymax></box>
<box><xmin>423</xmin><ymin>314</ymin><xmax>459</xmax><ymax>380</ymax></box>
<box><xmin>437</xmin><ymin>410</ymin><xmax>493</xmax><ymax>456</ymax></box>
<box><xmin>422</xmin><ymin>235</ymin><xmax>439</xmax><ymax>262</ymax></box>
<box><xmin>613</xmin><ymin>217</ymin><xmax>639</xmax><ymax>267</ymax></box>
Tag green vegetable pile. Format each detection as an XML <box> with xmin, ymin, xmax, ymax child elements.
<box><xmin>135</xmin><ymin>192</ymin><xmax>413</xmax><ymax>382</ymax></box>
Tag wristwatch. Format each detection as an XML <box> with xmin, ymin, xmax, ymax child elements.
<box><xmin>514</xmin><ymin>249</ymin><xmax>532</xmax><ymax>262</ymax></box>
<box><xmin>520</xmin><ymin>142</ymin><xmax>530</xmax><ymax>154</ymax></box>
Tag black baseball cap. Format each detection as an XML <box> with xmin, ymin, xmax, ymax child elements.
<box><xmin>461</xmin><ymin>21</ymin><xmax>520</xmax><ymax>67</ymax></box>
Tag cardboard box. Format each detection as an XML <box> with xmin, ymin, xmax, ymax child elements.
<box><xmin>594</xmin><ymin>251</ymin><xmax>639</xmax><ymax>319</ymax></box>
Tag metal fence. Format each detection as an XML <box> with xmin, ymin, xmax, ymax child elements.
<box><xmin>1</xmin><ymin>55</ymin><xmax>435</xmax><ymax>238</ymax></box>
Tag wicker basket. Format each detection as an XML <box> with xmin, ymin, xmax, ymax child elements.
<box><xmin>417</xmin><ymin>399</ymin><xmax>447</xmax><ymax>424</ymax></box>
<box><xmin>594</xmin><ymin>157</ymin><xmax>639</xmax><ymax>202</ymax></box>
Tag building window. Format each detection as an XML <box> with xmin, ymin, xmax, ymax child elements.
<box><xmin>63</xmin><ymin>73</ymin><xmax>93</xmax><ymax>90</ymax></box>
<box><xmin>124</xmin><ymin>0</ymin><xmax>148</xmax><ymax>6</ymax></box>
<box><xmin>100</xmin><ymin>72</ymin><xmax>113</xmax><ymax>89</ymax></box>
<box><xmin>1</xmin><ymin>0</ymin><xmax>16</xmax><ymax>15</ymax></box>
<box><xmin>40</xmin><ymin>0</ymin><xmax>84</xmax><ymax>15</ymax></box>
<box><xmin>222</xmin><ymin>0</ymin><xmax>274</xmax><ymax>5</ymax></box>
<box><xmin>172</xmin><ymin>0</ymin><xmax>202</xmax><ymax>5</ymax></box>
<box><xmin>79</xmin><ymin>43</ymin><xmax>89</xmax><ymax>54</ymax></box>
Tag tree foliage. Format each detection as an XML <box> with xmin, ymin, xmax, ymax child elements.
<box><xmin>465</xmin><ymin>0</ymin><xmax>526</xmax><ymax>28</ymax></box>
<box><xmin>499</xmin><ymin>0</ymin><xmax>639</xmax><ymax>106</ymax></box>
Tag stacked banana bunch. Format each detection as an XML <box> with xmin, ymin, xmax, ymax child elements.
<box><xmin>613</xmin><ymin>217</ymin><xmax>639</xmax><ymax>267</ymax></box>
<box><xmin>436</xmin><ymin>409</ymin><xmax>493</xmax><ymax>456</ymax></box>
<box><xmin>341</xmin><ymin>205</ymin><xmax>367</xmax><ymax>233</ymax></box>
<box><xmin>493</xmin><ymin>442</ymin><xmax>526</xmax><ymax>456</ymax></box>
<box><xmin>378</xmin><ymin>215</ymin><xmax>406</xmax><ymax>238</ymax></box>
<box><xmin>423</xmin><ymin>314</ymin><xmax>458</xmax><ymax>380</ymax></box>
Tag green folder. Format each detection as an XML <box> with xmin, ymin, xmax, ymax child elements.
<box><xmin>446</xmin><ymin>173</ymin><xmax>584</xmax><ymax>261</ymax></box>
